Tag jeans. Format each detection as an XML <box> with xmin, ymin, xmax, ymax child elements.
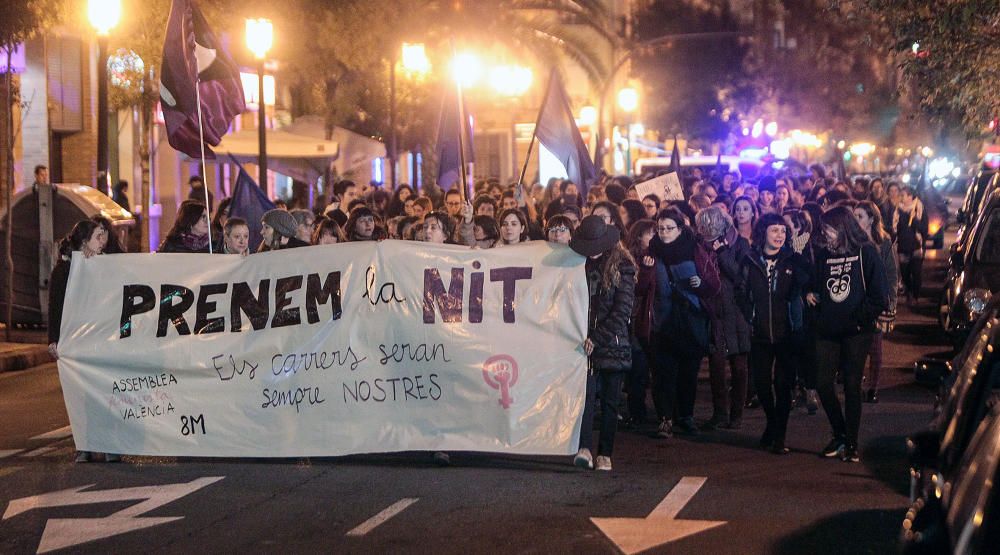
<box><xmin>579</xmin><ymin>370</ymin><xmax>625</xmax><ymax>456</ymax></box>
<box><xmin>651</xmin><ymin>345</ymin><xmax>702</xmax><ymax>421</ymax></box>
<box><xmin>900</xmin><ymin>253</ymin><xmax>924</xmax><ymax>299</ymax></box>
<box><xmin>627</xmin><ymin>342</ymin><xmax>651</xmax><ymax>422</ymax></box>
<box><xmin>815</xmin><ymin>333</ymin><xmax>874</xmax><ymax>447</ymax></box>
<box><xmin>750</xmin><ymin>341</ymin><xmax>795</xmax><ymax>443</ymax></box>
<box><xmin>708</xmin><ymin>352</ymin><xmax>748</xmax><ymax>421</ymax></box>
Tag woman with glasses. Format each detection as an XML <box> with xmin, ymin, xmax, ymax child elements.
<box><xmin>545</xmin><ymin>215</ymin><xmax>574</xmax><ymax>245</ymax></box>
<box><xmin>158</xmin><ymin>200</ymin><xmax>211</xmax><ymax>253</ymax></box>
<box><xmin>649</xmin><ymin>208</ymin><xmax>721</xmax><ymax>437</ymax></box>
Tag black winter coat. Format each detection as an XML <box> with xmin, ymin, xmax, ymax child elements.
<box><xmin>738</xmin><ymin>247</ymin><xmax>807</xmax><ymax>344</ymax></box>
<box><xmin>707</xmin><ymin>232</ymin><xmax>753</xmax><ymax>355</ymax></box>
<box><xmin>47</xmin><ymin>257</ymin><xmax>71</xmax><ymax>344</ymax></box>
<box><xmin>586</xmin><ymin>253</ymin><xmax>636</xmax><ymax>372</ymax></box>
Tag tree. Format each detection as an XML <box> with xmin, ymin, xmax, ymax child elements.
<box><xmin>863</xmin><ymin>0</ymin><xmax>1000</xmax><ymax>138</ymax></box>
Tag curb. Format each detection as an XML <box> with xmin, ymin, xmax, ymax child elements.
<box><xmin>0</xmin><ymin>345</ymin><xmax>54</xmax><ymax>373</ymax></box>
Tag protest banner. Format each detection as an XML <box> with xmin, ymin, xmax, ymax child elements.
<box><xmin>635</xmin><ymin>172</ymin><xmax>684</xmax><ymax>202</ymax></box>
<box><xmin>56</xmin><ymin>242</ymin><xmax>588</xmax><ymax>457</ymax></box>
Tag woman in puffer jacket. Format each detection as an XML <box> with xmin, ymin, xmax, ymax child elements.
<box><xmin>570</xmin><ymin>215</ymin><xmax>636</xmax><ymax>472</ymax></box>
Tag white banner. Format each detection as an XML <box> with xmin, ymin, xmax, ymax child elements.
<box><xmin>57</xmin><ymin>241</ymin><xmax>588</xmax><ymax>457</ymax></box>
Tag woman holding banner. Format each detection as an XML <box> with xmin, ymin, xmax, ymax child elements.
<box><xmin>157</xmin><ymin>200</ymin><xmax>211</xmax><ymax>253</ymax></box>
<box><xmin>571</xmin><ymin>215</ymin><xmax>636</xmax><ymax>472</ymax></box>
<box><xmin>48</xmin><ymin>220</ymin><xmax>120</xmax><ymax>463</ymax></box>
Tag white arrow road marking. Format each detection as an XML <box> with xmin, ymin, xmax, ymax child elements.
<box><xmin>21</xmin><ymin>446</ymin><xmax>57</xmax><ymax>457</ymax></box>
<box><xmin>0</xmin><ymin>449</ymin><xmax>21</xmax><ymax>458</ymax></box>
<box><xmin>590</xmin><ymin>477</ymin><xmax>726</xmax><ymax>554</ymax></box>
<box><xmin>346</xmin><ymin>498</ymin><xmax>419</xmax><ymax>537</ymax></box>
<box><xmin>30</xmin><ymin>426</ymin><xmax>72</xmax><ymax>440</ymax></box>
<box><xmin>2</xmin><ymin>476</ymin><xmax>225</xmax><ymax>553</ymax></box>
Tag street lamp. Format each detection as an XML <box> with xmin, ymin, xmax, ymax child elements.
<box><xmin>488</xmin><ymin>65</ymin><xmax>532</xmax><ymax>97</ymax></box>
<box><xmin>388</xmin><ymin>43</ymin><xmax>430</xmax><ymax>189</ymax></box>
<box><xmin>88</xmin><ymin>0</ymin><xmax>121</xmax><ymax>194</ymax></box>
<box><xmin>246</xmin><ymin>18</ymin><xmax>272</xmax><ymax>191</ymax></box>
<box><xmin>618</xmin><ymin>87</ymin><xmax>638</xmax><ymax>176</ymax></box>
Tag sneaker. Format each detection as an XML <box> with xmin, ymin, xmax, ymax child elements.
<box><xmin>806</xmin><ymin>390</ymin><xmax>819</xmax><ymax>415</ymax></box>
<box><xmin>432</xmin><ymin>451</ymin><xmax>451</xmax><ymax>466</ymax></box>
<box><xmin>74</xmin><ymin>451</ymin><xmax>91</xmax><ymax>463</ymax></box>
<box><xmin>595</xmin><ymin>456</ymin><xmax>612</xmax><ymax>471</ymax></box>
<box><xmin>104</xmin><ymin>453</ymin><xmax>121</xmax><ymax>463</ymax></box>
<box><xmin>821</xmin><ymin>438</ymin><xmax>846</xmax><ymax>458</ymax></box>
<box><xmin>864</xmin><ymin>389</ymin><xmax>879</xmax><ymax>404</ymax></box>
<box><xmin>654</xmin><ymin>419</ymin><xmax>673</xmax><ymax>439</ymax></box>
<box><xmin>744</xmin><ymin>395</ymin><xmax>760</xmax><ymax>409</ymax></box>
<box><xmin>574</xmin><ymin>448</ymin><xmax>594</xmax><ymax>469</ymax></box>
<box><xmin>770</xmin><ymin>441</ymin><xmax>790</xmax><ymax>455</ymax></box>
<box><xmin>674</xmin><ymin>417</ymin><xmax>699</xmax><ymax>436</ymax></box>
<box><xmin>842</xmin><ymin>445</ymin><xmax>860</xmax><ymax>463</ymax></box>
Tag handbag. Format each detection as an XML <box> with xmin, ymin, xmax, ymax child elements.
<box><xmin>665</xmin><ymin>266</ymin><xmax>711</xmax><ymax>357</ymax></box>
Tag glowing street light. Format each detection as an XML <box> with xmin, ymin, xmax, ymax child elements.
<box><xmin>88</xmin><ymin>0</ymin><xmax>121</xmax><ymax>36</ymax></box>
<box><xmin>401</xmin><ymin>42</ymin><xmax>431</xmax><ymax>76</ymax></box>
<box><xmin>245</xmin><ymin>19</ymin><xmax>273</xmax><ymax>60</ymax></box>
<box><xmin>579</xmin><ymin>106</ymin><xmax>597</xmax><ymax>127</ymax></box>
<box><xmin>489</xmin><ymin>65</ymin><xmax>532</xmax><ymax>97</ymax></box>
<box><xmin>88</xmin><ymin>0</ymin><xmax>121</xmax><ymax>194</ymax></box>
<box><xmin>246</xmin><ymin>18</ymin><xmax>273</xmax><ymax>191</ymax></box>
<box><xmin>617</xmin><ymin>87</ymin><xmax>638</xmax><ymax>113</ymax></box>
<box><xmin>764</xmin><ymin>121</ymin><xmax>778</xmax><ymax>136</ymax></box>
<box><xmin>850</xmin><ymin>142</ymin><xmax>876</xmax><ymax>157</ymax></box>
<box><xmin>451</xmin><ymin>52</ymin><xmax>483</xmax><ymax>89</ymax></box>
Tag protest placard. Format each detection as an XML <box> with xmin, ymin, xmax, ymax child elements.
<box><xmin>635</xmin><ymin>172</ymin><xmax>684</xmax><ymax>202</ymax></box>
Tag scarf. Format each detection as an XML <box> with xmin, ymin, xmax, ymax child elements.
<box><xmin>180</xmin><ymin>231</ymin><xmax>209</xmax><ymax>251</ymax></box>
<box><xmin>652</xmin><ymin>227</ymin><xmax>697</xmax><ymax>265</ymax></box>
<box><xmin>792</xmin><ymin>231</ymin><xmax>810</xmax><ymax>254</ymax></box>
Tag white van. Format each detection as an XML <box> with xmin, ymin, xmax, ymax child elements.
<box><xmin>634</xmin><ymin>155</ymin><xmax>765</xmax><ymax>180</ymax></box>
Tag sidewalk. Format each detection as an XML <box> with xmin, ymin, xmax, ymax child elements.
<box><xmin>0</xmin><ymin>326</ymin><xmax>53</xmax><ymax>374</ymax></box>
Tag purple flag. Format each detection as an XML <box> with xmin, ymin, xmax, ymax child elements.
<box><xmin>435</xmin><ymin>86</ymin><xmax>474</xmax><ymax>190</ymax></box>
<box><xmin>160</xmin><ymin>0</ymin><xmax>245</xmax><ymax>159</ymax></box>
<box><xmin>533</xmin><ymin>69</ymin><xmax>597</xmax><ymax>194</ymax></box>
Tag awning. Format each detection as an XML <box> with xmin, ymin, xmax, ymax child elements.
<box><xmin>282</xmin><ymin>116</ymin><xmax>386</xmax><ymax>179</ymax></box>
<box><xmin>215</xmin><ymin>127</ymin><xmax>340</xmax><ymax>183</ymax></box>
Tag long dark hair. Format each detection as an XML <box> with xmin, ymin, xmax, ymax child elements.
<box><xmin>91</xmin><ymin>215</ymin><xmax>124</xmax><ymax>253</ymax></box>
<box><xmin>59</xmin><ymin>220</ymin><xmax>101</xmax><ymax>258</ymax></box>
<box><xmin>386</xmin><ymin>185</ymin><xmax>414</xmax><ymax>218</ymax></box>
<box><xmin>166</xmin><ymin>200</ymin><xmax>207</xmax><ymax>240</ymax></box>
<box><xmin>855</xmin><ymin>200</ymin><xmax>889</xmax><ymax>245</ymax></box>
<box><xmin>473</xmin><ymin>215</ymin><xmax>500</xmax><ymax>244</ymax></box>
<box><xmin>820</xmin><ymin>205</ymin><xmax>871</xmax><ymax>254</ymax></box>
<box><xmin>625</xmin><ymin>218</ymin><xmax>656</xmax><ymax>260</ymax></box>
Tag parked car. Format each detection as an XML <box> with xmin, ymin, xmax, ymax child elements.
<box><xmin>940</xmin><ymin>189</ymin><xmax>1000</xmax><ymax>339</ymax></box>
<box><xmin>956</xmin><ymin>169</ymin><xmax>998</xmax><ymax>239</ymax></box>
<box><xmin>903</xmin><ymin>302</ymin><xmax>1000</xmax><ymax>553</ymax></box>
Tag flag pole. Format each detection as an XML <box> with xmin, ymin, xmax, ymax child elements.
<box><xmin>517</xmin><ymin>68</ymin><xmax>556</xmax><ymax>188</ymax></box>
<box><xmin>194</xmin><ymin>79</ymin><xmax>214</xmax><ymax>253</ymax></box>
<box><xmin>452</xmin><ymin>43</ymin><xmax>470</xmax><ymax>201</ymax></box>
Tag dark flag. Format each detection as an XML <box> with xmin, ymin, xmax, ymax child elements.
<box><xmin>669</xmin><ymin>135</ymin><xmax>681</xmax><ymax>176</ymax></box>
<box><xmin>435</xmin><ymin>87</ymin><xmax>474</xmax><ymax>190</ymax></box>
<box><xmin>533</xmin><ymin>68</ymin><xmax>597</xmax><ymax>194</ymax></box>
<box><xmin>228</xmin><ymin>164</ymin><xmax>275</xmax><ymax>251</ymax></box>
<box><xmin>160</xmin><ymin>0</ymin><xmax>245</xmax><ymax>159</ymax></box>
<box><xmin>715</xmin><ymin>150</ymin><xmax>723</xmax><ymax>175</ymax></box>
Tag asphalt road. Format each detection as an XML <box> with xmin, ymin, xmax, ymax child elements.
<box><xmin>0</xmin><ymin>249</ymin><xmax>953</xmax><ymax>554</ymax></box>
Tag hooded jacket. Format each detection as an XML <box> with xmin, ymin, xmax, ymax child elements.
<box><xmin>812</xmin><ymin>243</ymin><xmax>889</xmax><ymax>337</ymax></box>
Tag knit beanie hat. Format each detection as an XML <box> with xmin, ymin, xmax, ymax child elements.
<box><xmin>262</xmin><ymin>209</ymin><xmax>298</xmax><ymax>239</ymax></box>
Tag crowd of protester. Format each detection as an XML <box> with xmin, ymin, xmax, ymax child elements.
<box><xmin>51</xmin><ymin>162</ymin><xmax>928</xmax><ymax>469</ymax></box>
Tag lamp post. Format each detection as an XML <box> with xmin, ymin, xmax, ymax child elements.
<box><xmin>246</xmin><ymin>18</ymin><xmax>272</xmax><ymax>191</ymax></box>
<box><xmin>618</xmin><ymin>87</ymin><xmax>638</xmax><ymax>176</ymax></box>
<box><xmin>389</xmin><ymin>43</ymin><xmax>430</xmax><ymax>189</ymax></box>
<box><xmin>88</xmin><ymin>0</ymin><xmax>121</xmax><ymax>194</ymax></box>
